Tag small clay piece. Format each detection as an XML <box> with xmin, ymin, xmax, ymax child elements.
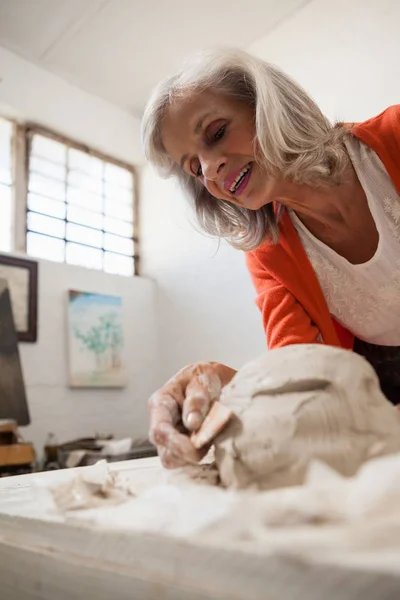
<box><xmin>52</xmin><ymin>461</ymin><xmax>135</xmax><ymax>511</ymax></box>
<box><xmin>214</xmin><ymin>344</ymin><xmax>400</xmax><ymax>491</ymax></box>
<box><xmin>190</xmin><ymin>401</ymin><xmax>233</xmax><ymax>450</ymax></box>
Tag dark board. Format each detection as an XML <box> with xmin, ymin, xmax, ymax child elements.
<box><xmin>0</xmin><ymin>278</ymin><xmax>30</xmax><ymax>426</ymax></box>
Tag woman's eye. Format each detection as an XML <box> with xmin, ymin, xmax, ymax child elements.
<box><xmin>189</xmin><ymin>160</ymin><xmax>202</xmax><ymax>177</ymax></box>
<box><xmin>213</xmin><ymin>124</ymin><xmax>226</xmax><ymax>142</ymax></box>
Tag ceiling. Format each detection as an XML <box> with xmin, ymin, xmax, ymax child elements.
<box><xmin>0</xmin><ymin>0</ymin><xmax>308</xmax><ymax>116</ymax></box>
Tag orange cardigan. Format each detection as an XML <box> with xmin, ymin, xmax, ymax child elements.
<box><xmin>245</xmin><ymin>105</ymin><xmax>400</xmax><ymax>350</ymax></box>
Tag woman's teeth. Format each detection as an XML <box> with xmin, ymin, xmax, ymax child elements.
<box><xmin>229</xmin><ymin>164</ymin><xmax>251</xmax><ymax>193</ymax></box>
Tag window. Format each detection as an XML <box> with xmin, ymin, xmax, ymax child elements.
<box><xmin>0</xmin><ymin>118</ymin><xmax>14</xmax><ymax>253</ymax></box>
<box><xmin>25</xmin><ymin>129</ymin><xmax>137</xmax><ymax>276</ymax></box>
<box><xmin>0</xmin><ymin>119</ymin><xmax>138</xmax><ymax>276</ymax></box>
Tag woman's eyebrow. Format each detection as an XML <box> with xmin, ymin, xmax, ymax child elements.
<box><xmin>194</xmin><ymin>112</ymin><xmax>212</xmax><ymax>134</ymax></box>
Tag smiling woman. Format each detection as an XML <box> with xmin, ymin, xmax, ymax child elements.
<box><xmin>142</xmin><ymin>48</ymin><xmax>348</xmax><ymax>250</ymax></box>
<box><xmin>141</xmin><ymin>47</ymin><xmax>400</xmax><ymax>469</ymax></box>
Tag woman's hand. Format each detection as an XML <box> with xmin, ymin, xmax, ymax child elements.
<box><xmin>149</xmin><ymin>362</ymin><xmax>237</xmax><ymax>468</ymax></box>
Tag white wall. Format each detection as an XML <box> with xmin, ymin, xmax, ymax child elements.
<box><xmin>0</xmin><ymin>46</ymin><xmax>144</xmax><ymax>165</ymax></box>
<box><xmin>0</xmin><ymin>47</ymin><xmax>153</xmax><ymax>456</ymax></box>
<box><xmin>249</xmin><ymin>0</ymin><xmax>400</xmax><ymax>123</ymax></box>
<box><xmin>17</xmin><ymin>257</ymin><xmax>158</xmax><ymax>456</ymax></box>
<box><xmin>140</xmin><ymin>169</ymin><xmax>266</xmax><ymax>384</ymax></box>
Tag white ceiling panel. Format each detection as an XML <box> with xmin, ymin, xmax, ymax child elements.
<box><xmin>0</xmin><ymin>0</ymin><xmax>105</xmax><ymax>59</ymax></box>
<box><xmin>0</xmin><ymin>0</ymin><xmax>309</xmax><ymax>114</ymax></box>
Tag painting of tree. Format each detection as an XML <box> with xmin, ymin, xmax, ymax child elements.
<box><xmin>67</xmin><ymin>291</ymin><xmax>127</xmax><ymax>387</ymax></box>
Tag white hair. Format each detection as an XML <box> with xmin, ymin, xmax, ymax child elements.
<box><xmin>142</xmin><ymin>47</ymin><xmax>349</xmax><ymax>250</ymax></box>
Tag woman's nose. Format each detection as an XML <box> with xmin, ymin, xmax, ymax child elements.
<box><xmin>201</xmin><ymin>156</ymin><xmax>226</xmax><ymax>181</ymax></box>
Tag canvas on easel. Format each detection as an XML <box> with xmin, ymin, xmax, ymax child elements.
<box><xmin>0</xmin><ymin>278</ymin><xmax>30</xmax><ymax>426</ymax></box>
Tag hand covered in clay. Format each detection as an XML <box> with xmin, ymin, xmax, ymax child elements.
<box><xmin>149</xmin><ymin>362</ymin><xmax>237</xmax><ymax>469</ymax></box>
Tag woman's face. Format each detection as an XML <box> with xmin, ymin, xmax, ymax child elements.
<box><xmin>160</xmin><ymin>90</ymin><xmax>281</xmax><ymax>210</ymax></box>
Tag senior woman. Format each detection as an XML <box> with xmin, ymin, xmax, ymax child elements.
<box><xmin>142</xmin><ymin>48</ymin><xmax>400</xmax><ymax>468</ymax></box>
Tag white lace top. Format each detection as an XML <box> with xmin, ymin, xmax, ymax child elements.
<box><xmin>290</xmin><ymin>136</ymin><xmax>400</xmax><ymax>346</ymax></box>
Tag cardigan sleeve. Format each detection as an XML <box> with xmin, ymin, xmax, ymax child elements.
<box><xmin>245</xmin><ymin>249</ymin><xmax>321</xmax><ymax>349</ymax></box>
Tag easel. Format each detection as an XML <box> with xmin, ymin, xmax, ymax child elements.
<box><xmin>0</xmin><ymin>278</ymin><xmax>35</xmax><ymax>477</ymax></box>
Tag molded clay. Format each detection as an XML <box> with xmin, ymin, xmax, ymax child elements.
<box><xmin>214</xmin><ymin>344</ymin><xmax>400</xmax><ymax>490</ymax></box>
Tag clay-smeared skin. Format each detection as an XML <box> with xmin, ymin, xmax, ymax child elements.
<box><xmin>149</xmin><ymin>362</ymin><xmax>237</xmax><ymax>468</ymax></box>
<box><xmin>214</xmin><ymin>345</ymin><xmax>400</xmax><ymax>490</ymax></box>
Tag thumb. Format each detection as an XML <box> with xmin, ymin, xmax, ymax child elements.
<box><xmin>182</xmin><ymin>369</ymin><xmax>222</xmax><ymax>432</ymax></box>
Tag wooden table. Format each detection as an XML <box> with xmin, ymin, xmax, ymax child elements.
<box><xmin>0</xmin><ymin>457</ymin><xmax>399</xmax><ymax>600</ymax></box>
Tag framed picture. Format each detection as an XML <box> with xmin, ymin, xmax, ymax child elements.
<box><xmin>0</xmin><ymin>255</ymin><xmax>38</xmax><ymax>342</ymax></box>
<box><xmin>67</xmin><ymin>290</ymin><xmax>127</xmax><ymax>388</ymax></box>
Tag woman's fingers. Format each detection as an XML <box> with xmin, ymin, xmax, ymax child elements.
<box><xmin>149</xmin><ymin>386</ymin><xmax>203</xmax><ymax>467</ymax></box>
<box><xmin>148</xmin><ymin>362</ymin><xmax>232</xmax><ymax>469</ymax></box>
<box><xmin>182</xmin><ymin>366</ymin><xmax>222</xmax><ymax>432</ymax></box>
<box><xmin>149</xmin><ymin>391</ymin><xmax>180</xmax><ymax>444</ymax></box>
